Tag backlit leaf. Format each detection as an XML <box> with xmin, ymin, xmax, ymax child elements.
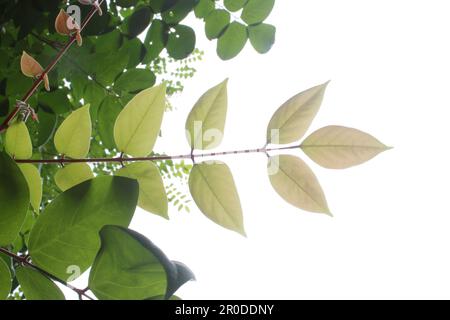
<box><xmin>54</xmin><ymin>104</ymin><xmax>92</xmax><ymax>158</ymax></box>
<box><xmin>205</xmin><ymin>10</ymin><xmax>230</xmax><ymax>40</ymax></box>
<box><xmin>0</xmin><ymin>258</ymin><xmax>11</xmax><ymax>300</ymax></box>
<box><xmin>5</xmin><ymin>120</ymin><xmax>32</xmax><ymax>159</ymax></box>
<box><xmin>267</xmin><ymin>82</ymin><xmax>329</xmax><ymax>145</ymax></box>
<box><xmin>241</xmin><ymin>0</ymin><xmax>275</xmax><ymax>25</ymax></box>
<box><xmin>0</xmin><ymin>152</ymin><xmax>29</xmax><ymax>246</ymax></box>
<box><xmin>16</xmin><ymin>266</ymin><xmax>65</xmax><ymax>300</ymax></box>
<box><xmin>54</xmin><ymin>163</ymin><xmax>94</xmax><ymax>191</ymax></box>
<box><xmin>185</xmin><ymin>79</ymin><xmax>228</xmax><ymax>150</ymax></box>
<box><xmin>114</xmin><ymin>84</ymin><xmax>166</xmax><ymax>157</ymax></box>
<box><xmin>117</xmin><ymin>162</ymin><xmax>168</xmax><ymax>219</ymax></box>
<box><xmin>217</xmin><ymin>22</ymin><xmax>247</xmax><ymax>60</ymax></box>
<box><xmin>195</xmin><ymin>0</ymin><xmax>215</xmax><ymax>18</ymax></box>
<box><xmin>189</xmin><ymin>161</ymin><xmax>245</xmax><ymax>236</ymax></box>
<box><xmin>268</xmin><ymin>155</ymin><xmax>330</xmax><ymax>214</ymax></box>
<box><xmin>28</xmin><ymin>176</ymin><xmax>139</xmax><ymax>280</ymax></box>
<box><xmin>114</xmin><ymin>69</ymin><xmax>156</xmax><ymax>93</ymax></box>
<box><xmin>224</xmin><ymin>0</ymin><xmax>248</xmax><ymax>12</ymax></box>
<box><xmin>248</xmin><ymin>23</ymin><xmax>276</xmax><ymax>54</ymax></box>
<box><xmin>18</xmin><ymin>164</ymin><xmax>42</xmax><ymax>213</ymax></box>
<box><xmin>301</xmin><ymin>125</ymin><xmax>391</xmax><ymax>169</ymax></box>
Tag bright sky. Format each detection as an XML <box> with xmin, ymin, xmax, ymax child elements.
<box><xmin>69</xmin><ymin>0</ymin><xmax>450</xmax><ymax>299</ymax></box>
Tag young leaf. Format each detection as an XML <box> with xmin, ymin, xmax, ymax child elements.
<box><xmin>16</xmin><ymin>266</ymin><xmax>65</xmax><ymax>300</ymax></box>
<box><xmin>248</xmin><ymin>23</ymin><xmax>276</xmax><ymax>54</ymax></box>
<box><xmin>217</xmin><ymin>22</ymin><xmax>248</xmax><ymax>60</ymax></box>
<box><xmin>301</xmin><ymin>126</ymin><xmax>391</xmax><ymax>169</ymax></box>
<box><xmin>54</xmin><ymin>163</ymin><xmax>94</xmax><ymax>191</ymax></box>
<box><xmin>268</xmin><ymin>155</ymin><xmax>330</xmax><ymax>215</ymax></box>
<box><xmin>89</xmin><ymin>226</ymin><xmax>195</xmax><ymax>300</ymax></box>
<box><xmin>267</xmin><ymin>82</ymin><xmax>329</xmax><ymax>145</ymax></box>
<box><xmin>116</xmin><ymin>162</ymin><xmax>168</xmax><ymax>219</ymax></box>
<box><xmin>18</xmin><ymin>164</ymin><xmax>42</xmax><ymax>213</ymax></box>
<box><xmin>241</xmin><ymin>0</ymin><xmax>275</xmax><ymax>25</ymax></box>
<box><xmin>28</xmin><ymin>176</ymin><xmax>139</xmax><ymax>280</ymax></box>
<box><xmin>185</xmin><ymin>79</ymin><xmax>228</xmax><ymax>150</ymax></box>
<box><xmin>5</xmin><ymin>120</ymin><xmax>32</xmax><ymax>159</ymax></box>
<box><xmin>189</xmin><ymin>161</ymin><xmax>245</xmax><ymax>236</ymax></box>
<box><xmin>0</xmin><ymin>258</ymin><xmax>12</xmax><ymax>300</ymax></box>
<box><xmin>54</xmin><ymin>104</ymin><xmax>92</xmax><ymax>158</ymax></box>
<box><xmin>205</xmin><ymin>9</ymin><xmax>230</xmax><ymax>40</ymax></box>
<box><xmin>20</xmin><ymin>51</ymin><xmax>49</xmax><ymax>91</ymax></box>
<box><xmin>114</xmin><ymin>84</ymin><xmax>166</xmax><ymax>157</ymax></box>
<box><xmin>224</xmin><ymin>0</ymin><xmax>248</xmax><ymax>12</ymax></box>
<box><xmin>0</xmin><ymin>152</ymin><xmax>29</xmax><ymax>246</ymax></box>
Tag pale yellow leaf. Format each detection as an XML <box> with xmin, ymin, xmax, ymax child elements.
<box><xmin>189</xmin><ymin>161</ymin><xmax>245</xmax><ymax>236</ymax></box>
<box><xmin>301</xmin><ymin>125</ymin><xmax>391</xmax><ymax>169</ymax></box>
<box><xmin>268</xmin><ymin>155</ymin><xmax>330</xmax><ymax>215</ymax></box>
<box><xmin>54</xmin><ymin>105</ymin><xmax>91</xmax><ymax>158</ymax></box>
<box><xmin>116</xmin><ymin>162</ymin><xmax>168</xmax><ymax>219</ymax></box>
<box><xmin>18</xmin><ymin>164</ymin><xmax>42</xmax><ymax>213</ymax></box>
<box><xmin>267</xmin><ymin>82</ymin><xmax>329</xmax><ymax>144</ymax></box>
<box><xmin>114</xmin><ymin>84</ymin><xmax>166</xmax><ymax>157</ymax></box>
<box><xmin>5</xmin><ymin>121</ymin><xmax>32</xmax><ymax>159</ymax></box>
<box><xmin>185</xmin><ymin>79</ymin><xmax>228</xmax><ymax>150</ymax></box>
<box><xmin>54</xmin><ymin>163</ymin><xmax>94</xmax><ymax>191</ymax></box>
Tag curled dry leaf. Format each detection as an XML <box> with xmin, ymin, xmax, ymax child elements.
<box><xmin>55</xmin><ymin>9</ymin><xmax>82</xmax><ymax>46</ymax></box>
<box><xmin>20</xmin><ymin>51</ymin><xmax>50</xmax><ymax>91</ymax></box>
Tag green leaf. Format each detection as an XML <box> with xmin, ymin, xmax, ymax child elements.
<box><xmin>16</xmin><ymin>266</ymin><xmax>65</xmax><ymax>300</ymax></box>
<box><xmin>116</xmin><ymin>0</ymin><xmax>138</xmax><ymax>8</ymax></box>
<box><xmin>54</xmin><ymin>163</ymin><xmax>94</xmax><ymax>192</ymax></box>
<box><xmin>205</xmin><ymin>9</ymin><xmax>230</xmax><ymax>40</ymax></box>
<box><xmin>248</xmin><ymin>23</ymin><xmax>276</xmax><ymax>53</ymax></box>
<box><xmin>114</xmin><ymin>84</ymin><xmax>166</xmax><ymax>157</ymax></box>
<box><xmin>35</xmin><ymin>108</ymin><xmax>57</xmax><ymax>147</ymax></box>
<box><xmin>189</xmin><ymin>161</ymin><xmax>245</xmax><ymax>236</ymax></box>
<box><xmin>143</xmin><ymin>19</ymin><xmax>167</xmax><ymax>63</ymax></box>
<box><xmin>89</xmin><ymin>226</ymin><xmax>194</xmax><ymax>300</ymax></box>
<box><xmin>166</xmin><ymin>25</ymin><xmax>196</xmax><ymax>60</ymax></box>
<box><xmin>18</xmin><ymin>164</ymin><xmax>42</xmax><ymax>213</ymax></box>
<box><xmin>97</xmin><ymin>96</ymin><xmax>123</xmax><ymax>150</ymax></box>
<box><xmin>38</xmin><ymin>90</ymin><xmax>71</xmax><ymax>115</ymax></box>
<box><xmin>267</xmin><ymin>82</ymin><xmax>329</xmax><ymax>145</ymax></box>
<box><xmin>241</xmin><ymin>0</ymin><xmax>275</xmax><ymax>25</ymax></box>
<box><xmin>114</xmin><ymin>69</ymin><xmax>156</xmax><ymax>93</ymax></box>
<box><xmin>5</xmin><ymin>120</ymin><xmax>32</xmax><ymax>159</ymax></box>
<box><xmin>54</xmin><ymin>104</ymin><xmax>92</xmax><ymax>158</ymax></box>
<box><xmin>28</xmin><ymin>176</ymin><xmax>139</xmax><ymax>280</ymax></box>
<box><xmin>217</xmin><ymin>22</ymin><xmax>248</xmax><ymax>60</ymax></box>
<box><xmin>0</xmin><ymin>152</ymin><xmax>29</xmax><ymax>246</ymax></box>
<box><xmin>224</xmin><ymin>0</ymin><xmax>248</xmax><ymax>12</ymax></box>
<box><xmin>121</xmin><ymin>37</ymin><xmax>146</xmax><ymax>69</ymax></box>
<box><xmin>185</xmin><ymin>79</ymin><xmax>228</xmax><ymax>150</ymax></box>
<box><xmin>125</xmin><ymin>6</ymin><xmax>153</xmax><ymax>38</ymax></box>
<box><xmin>301</xmin><ymin>125</ymin><xmax>391</xmax><ymax>169</ymax></box>
<box><xmin>161</xmin><ymin>0</ymin><xmax>197</xmax><ymax>24</ymax></box>
<box><xmin>149</xmin><ymin>0</ymin><xmax>178</xmax><ymax>13</ymax></box>
<box><xmin>0</xmin><ymin>258</ymin><xmax>11</xmax><ymax>300</ymax></box>
<box><xmin>268</xmin><ymin>155</ymin><xmax>330</xmax><ymax>215</ymax></box>
<box><xmin>117</xmin><ymin>162</ymin><xmax>168</xmax><ymax>219</ymax></box>
<box><xmin>195</xmin><ymin>0</ymin><xmax>215</xmax><ymax>18</ymax></box>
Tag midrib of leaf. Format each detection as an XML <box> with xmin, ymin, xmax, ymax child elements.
<box><xmin>301</xmin><ymin>144</ymin><xmax>387</xmax><ymax>149</ymax></box>
<box><xmin>276</xmin><ymin>161</ymin><xmax>327</xmax><ymax>212</ymax></box>
<box><xmin>197</xmin><ymin>166</ymin><xmax>240</xmax><ymax>230</ymax></box>
<box><xmin>64</xmin><ymin>112</ymin><xmax>83</xmax><ymax>156</ymax></box>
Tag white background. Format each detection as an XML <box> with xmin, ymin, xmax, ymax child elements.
<box><xmin>74</xmin><ymin>0</ymin><xmax>450</xmax><ymax>299</ymax></box>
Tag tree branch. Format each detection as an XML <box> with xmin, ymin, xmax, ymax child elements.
<box><xmin>0</xmin><ymin>247</ymin><xmax>95</xmax><ymax>300</ymax></box>
<box><xmin>14</xmin><ymin>145</ymin><xmax>300</xmax><ymax>165</ymax></box>
<box><xmin>0</xmin><ymin>0</ymin><xmax>105</xmax><ymax>133</ymax></box>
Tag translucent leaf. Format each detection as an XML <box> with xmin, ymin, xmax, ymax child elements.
<box><xmin>114</xmin><ymin>84</ymin><xmax>166</xmax><ymax>157</ymax></box>
<box><xmin>0</xmin><ymin>152</ymin><xmax>29</xmax><ymax>246</ymax></box>
<box><xmin>0</xmin><ymin>258</ymin><xmax>11</xmax><ymax>300</ymax></box>
<box><xmin>54</xmin><ymin>105</ymin><xmax>92</xmax><ymax>158</ymax></box>
<box><xmin>189</xmin><ymin>161</ymin><xmax>245</xmax><ymax>236</ymax></box>
<box><xmin>185</xmin><ymin>79</ymin><xmax>228</xmax><ymax>150</ymax></box>
<box><xmin>268</xmin><ymin>155</ymin><xmax>330</xmax><ymax>215</ymax></box>
<box><xmin>217</xmin><ymin>22</ymin><xmax>247</xmax><ymax>60</ymax></box>
<box><xmin>241</xmin><ymin>0</ymin><xmax>275</xmax><ymax>25</ymax></box>
<box><xmin>301</xmin><ymin>125</ymin><xmax>391</xmax><ymax>169</ymax></box>
<box><xmin>195</xmin><ymin>0</ymin><xmax>215</xmax><ymax>18</ymax></box>
<box><xmin>18</xmin><ymin>164</ymin><xmax>42</xmax><ymax>213</ymax></box>
<box><xmin>5</xmin><ymin>121</ymin><xmax>32</xmax><ymax>159</ymax></box>
<box><xmin>205</xmin><ymin>9</ymin><xmax>230</xmax><ymax>40</ymax></box>
<box><xmin>224</xmin><ymin>0</ymin><xmax>248</xmax><ymax>12</ymax></box>
<box><xmin>89</xmin><ymin>226</ymin><xmax>194</xmax><ymax>300</ymax></box>
<box><xmin>117</xmin><ymin>162</ymin><xmax>168</xmax><ymax>219</ymax></box>
<box><xmin>16</xmin><ymin>266</ymin><xmax>65</xmax><ymax>300</ymax></box>
<box><xmin>267</xmin><ymin>82</ymin><xmax>329</xmax><ymax>145</ymax></box>
<box><xmin>54</xmin><ymin>163</ymin><xmax>94</xmax><ymax>192</ymax></box>
<box><xmin>248</xmin><ymin>23</ymin><xmax>276</xmax><ymax>54</ymax></box>
<box><xmin>28</xmin><ymin>176</ymin><xmax>139</xmax><ymax>280</ymax></box>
